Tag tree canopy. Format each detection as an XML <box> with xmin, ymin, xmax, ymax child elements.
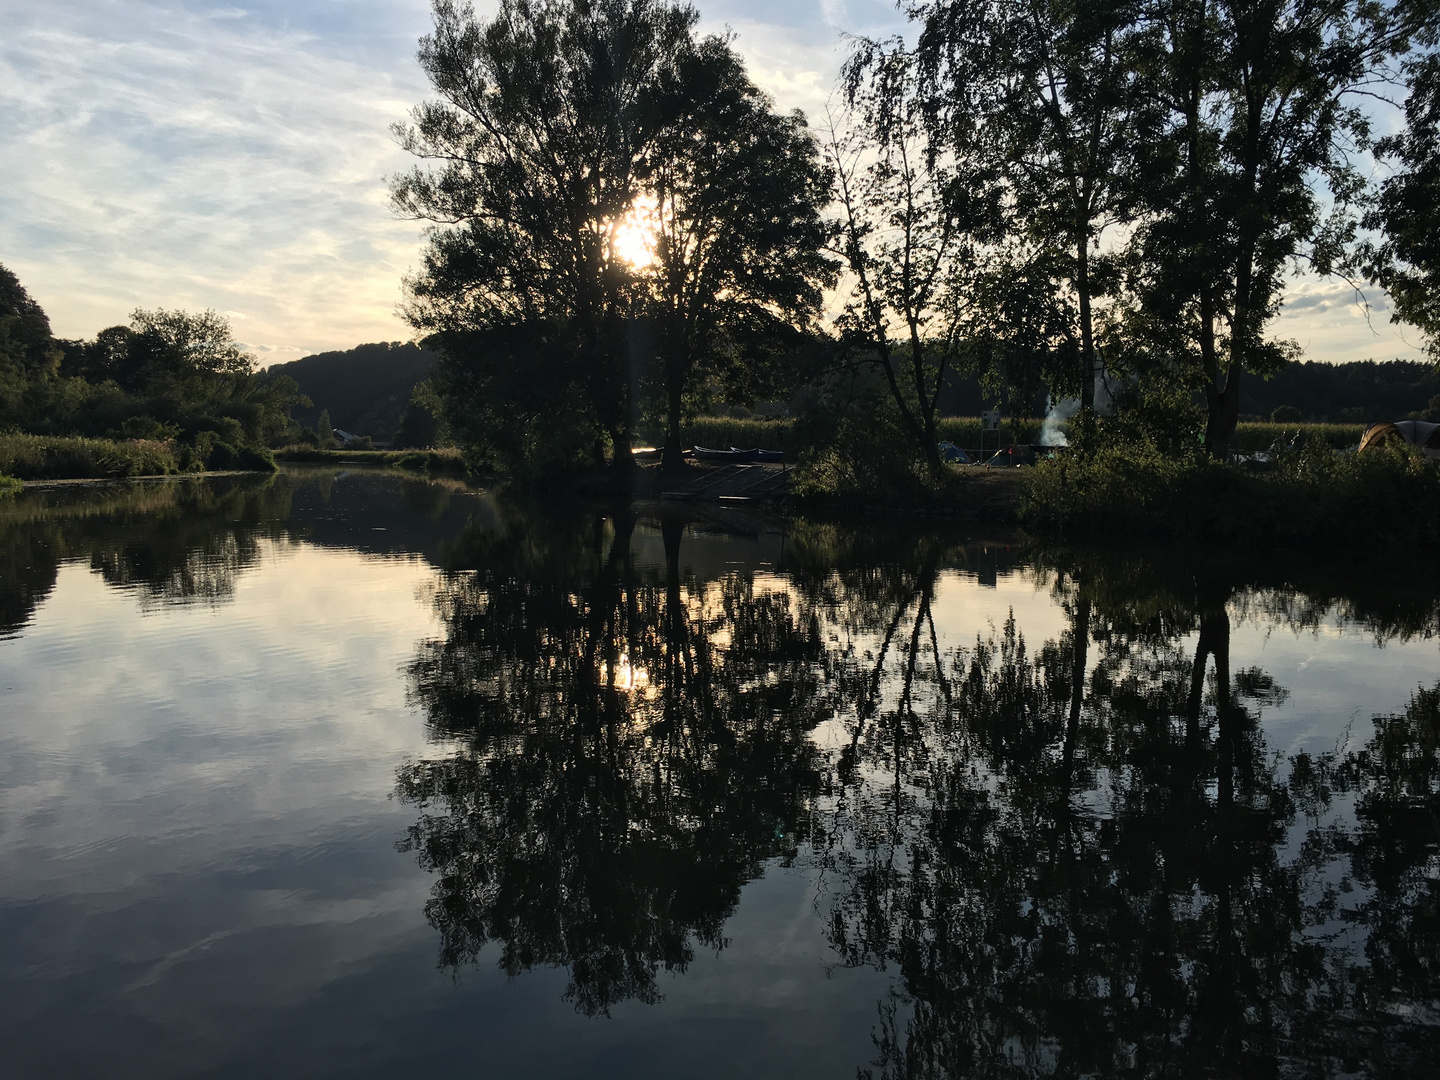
<box><xmin>393</xmin><ymin>0</ymin><xmax>834</xmax><ymax>475</ymax></box>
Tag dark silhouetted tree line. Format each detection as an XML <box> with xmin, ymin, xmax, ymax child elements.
<box><xmin>396</xmin><ymin>0</ymin><xmax>1439</xmax><ymax>480</ymax></box>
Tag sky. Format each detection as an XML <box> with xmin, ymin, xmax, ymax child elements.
<box><xmin>0</xmin><ymin>0</ymin><xmax>1426</xmax><ymax>366</ymax></box>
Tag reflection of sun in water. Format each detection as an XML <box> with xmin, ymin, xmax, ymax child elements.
<box><xmin>612</xmin><ymin>198</ymin><xmax>657</xmax><ymax>268</ymax></box>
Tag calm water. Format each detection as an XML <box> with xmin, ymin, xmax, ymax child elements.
<box><xmin>1</xmin><ymin>469</ymin><xmax>1437</xmax><ymax>1079</ymax></box>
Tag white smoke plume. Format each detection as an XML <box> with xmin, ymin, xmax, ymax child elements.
<box><xmin>1040</xmin><ymin>396</ymin><xmax>1080</xmax><ymax>446</ymax></box>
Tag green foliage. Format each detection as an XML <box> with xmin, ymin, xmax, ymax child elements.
<box><xmin>0</xmin><ymin>264</ymin><xmax>62</xmax><ymax>413</ymax></box>
<box><xmin>1024</xmin><ymin>436</ymin><xmax>1440</xmax><ymax>545</ymax></box>
<box><xmin>0</xmin><ymin>435</ymin><xmax>178</xmax><ymax>480</ymax></box>
<box><xmin>0</xmin><ymin>475</ymin><xmax>20</xmax><ymax>498</ymax></box>
<box><xmin>642</xmin><ymin>38</ymin><xmax>835</xmax><ymax>466</ymax></box>
<box><xmin>396</xmin><ymin>380</ymin><xmax>448</xmax><ymax>448</ymax></box>
<box><xmin>791</xmin><ymin>381</ymin><xmax>934</xmax><ymax>499</ymax></box>
<box><xmin>0</xmin><ymin>269</ymin><xmax>306</xmax><ymax>459</ymax></box>
<box><xmin>1363</xmin><ymin>38</ymin><xmax>1440</xmax><ymax>361</ymax></box>
<box><xmin>431</xmin><ymin>323</ymin><xmax>600</xmax><ymax>479</ymax></box>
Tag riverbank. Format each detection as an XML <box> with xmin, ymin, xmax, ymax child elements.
<box><xmin>1023</xmin><ymin>439</ymin><xmax>1440</xmax><ymax>545</ymax></box>
<box><xmin>273</xmin><ymin>446</ymin><xmax>467</xmax><ymax>471</ymax></box>
<box><xmin>0</xmin><ymin>433</ymin><xmax>277</xmax><ymax>481</ymax></box>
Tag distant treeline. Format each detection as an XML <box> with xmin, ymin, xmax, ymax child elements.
<box><xmin>0</xmin><ymin>262</ymin><xmax>298</xmax><ymax>473</ymax></box>
<box><xmin>265</xmin><ymin>342</ymin><xmax>436</xmax><ymax>439</ymax></box>
<box><xmin>1236</xmin><ymin>359</ymin><xmax>1440</xmax><ymax>423</ymax></box>
<box><xmin>283</xmin><ymin>343</ymin><xmax>1436</xmax><ymax>444</ymax></box>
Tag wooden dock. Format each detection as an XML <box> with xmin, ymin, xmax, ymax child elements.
<box><xmin>660</xmin><ymin>463</ymin><xmax>789</xmax><ymax>503</ymax></box>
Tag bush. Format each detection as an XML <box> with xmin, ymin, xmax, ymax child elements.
<box><xmin>206</xmin><ymin>441</ymin><xmax>242</xmax><ymax>470</ymax></box>
<box><xmin>0</xmin><ymin>475</ymin><xmax>21</xmax><ymax>498</ymax></box>
<box><xmin>237</xmin><ymin>446</ymin><xmax>277</xmax><ymax>472</ymax></box>
<box><xmin>1023</xmin><ymin>434</ymin><xmax>1440</xmax><ymax>546</ymax></box>
<box><xmin>791</xmin><ymin>383</ymin><xmax>934</xmax><ymax>501</ymax></box>
<box><xmin>0</xmin><ymin>434</ymin><xmax>178</xmax><ymax>480</ymax></box>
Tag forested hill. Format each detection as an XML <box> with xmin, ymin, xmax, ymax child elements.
<box><xmin>1237</xmin><ymin>359</ymin><xmax>1440</xmax><ymax>422</ymax></box>
<box><xmin>266</xmin><ymin>342</ymin><xmax>435</xmax><ymax>438</ymax></box>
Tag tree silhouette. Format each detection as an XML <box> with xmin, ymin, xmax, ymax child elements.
<box><xmin>396</xmin><ymin>509</ymin><xmax>828</xmax><ymax>1013</ymax></box>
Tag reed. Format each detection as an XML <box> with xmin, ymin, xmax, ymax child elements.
<box><xmin>0</xmin><ymin>434</ymin><xmax>179</xmax><ymax>480</ymax></box>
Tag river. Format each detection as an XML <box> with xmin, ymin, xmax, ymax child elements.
<box><xmin>1</xmin><ymin>468</ymin><xmax>1436</xmax><ymax>1078</ymax></box>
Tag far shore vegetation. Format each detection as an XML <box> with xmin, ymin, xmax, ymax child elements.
<box><xmin>5</xmin><ymin>0</ymin><xmax>1440</xmax><ymax>540</ymax></box>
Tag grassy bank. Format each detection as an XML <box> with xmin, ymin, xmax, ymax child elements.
<box><xmin>0</xmin><ymin>434</ymin><xmax>180</xmax><ymax>480</ymax></box>
<box><xmin>1023</xmin><ymin>438</ymin><xmax>1440</xmax><ymax>545</ymax></box>
<box><xmin>0</xmin><ymin>434</ymin><xmax>278</xmax><ymax>481</ymax></box>
<box><xmin>273</xmin><ymin>446</ymin><xmax>468</xmax><ymax>472</ymax></box>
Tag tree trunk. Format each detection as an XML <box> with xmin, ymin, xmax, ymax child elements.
<box><xmin>662</xmin><ymin>379</ymin><xmax>685</xmax><ymax>472</ymax></box>
<box><xmin>609</xmin><ymin>425</ymin><xmax>632</xmax><ymax>473</ymax></box>
<box><xmin>1076</xmin><ymin>233</ymin><xmax>1098</xmax><ymax>443</ymax></box>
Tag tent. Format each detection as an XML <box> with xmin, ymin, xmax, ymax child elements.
<box><xmin>1359</xmin><ymin>420</ymin><xmax>1440</xmax><ymax>459</ymax></box>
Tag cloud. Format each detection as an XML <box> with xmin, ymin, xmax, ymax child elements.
<box><xmin>1272</xmin><ymin>273</ymin><xmax>1423</xmax><ymax>364</ymax></box>
<box><xmin>0</xmin><ymin>0</ymin><xmax>434</xmax><ymax>357</ymax></box>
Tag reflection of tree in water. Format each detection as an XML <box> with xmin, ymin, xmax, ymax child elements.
<box><xmin>394</xmin><ymin>515</ymin><xmax>1440</xmax><ymax>1060</ymax></box>
<box><xmin>0</xmin><ymin>477</ymin><xmax>290</xmax><ymax>634</ymax></box>
<box><xmin>397</xmin><ymin>511</ymin><xmax>828</xmax><ymax>1014</ymax></box>
<box><xmin>819</xmin><ymin>552</ymin><xmax>1439</xmax><ymax>1079</ymax></box>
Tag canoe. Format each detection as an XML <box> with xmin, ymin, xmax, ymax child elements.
<box><xmin>693</xmin><ymin>446</ymin><xmax>758</xmax><ymax>462</ymax></box>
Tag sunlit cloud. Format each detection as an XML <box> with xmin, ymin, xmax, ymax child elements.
<box><xmin>1273</xmin><ymin>274</ymin><xmax>1421</xmax><ymax>364</ymax></box>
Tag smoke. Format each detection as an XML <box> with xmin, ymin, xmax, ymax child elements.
<box><xmin>1040</xmin><ymin>354</ymin><xmax>1121</xmax><ymax>446</ymax></box>
<box><xmin>1040</xmin><ymin>396</ymin><xmax>1080</xmax><ymax>446</ymax></box>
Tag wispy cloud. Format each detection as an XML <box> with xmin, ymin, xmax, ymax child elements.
<box><xmin>0</xmin><ymin>0</ymin><xmax>434</xmax><ymax>357</ymax></box>
<box><xmin>1273</xmin><ymin>274</ymin><xmax>1421</xmax><ymax>364</ymax></box>
<box><xmin>0</xmin><ymin>0</ymin><xmax>1407</xmax><ymax>365</ymax></box>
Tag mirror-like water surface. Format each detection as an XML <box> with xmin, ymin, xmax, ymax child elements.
<box><xmin>1</xmin><ymin>470</ymin><xmax>1437</xmax><ymax>1078</ymax></box>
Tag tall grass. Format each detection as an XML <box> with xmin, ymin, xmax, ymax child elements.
<box><xmin>1229</xmin><ymin>421</ymin><xmax>1366</xmax><ymax>451</ymax></box>
<box><xmin>0</xmin><ymin>434</ymin><xmax>179</xmax><ymax>480</ymax></box>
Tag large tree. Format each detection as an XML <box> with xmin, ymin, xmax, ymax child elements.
<box><xmin>639</xmin><ymin>39</ymin><xmax>835</xmax><ymax>470</ymax></box>
<box><xmin>828</xmin><ymin>43</ymin><xmax>1005</xmax><ymax>473</ymax></box>
<box><xmin>392</xmin><ymin>0</ymin><xmax>702</xmax><ymax>474</ymax></box>
<box><xmin>1133</xmin><ymin>0</ymin><xmax>1379</xmax><ymax>455</ymax></box>
<box><xmin>901</xmin><ymin>0</ymin><xmax>1157</xmax><ymax>440</ymax></box>
<box><xmin>1364</xmin><ymin>0</ymin><xmax>1440</xmax><ymax>362</ymax></box>
<box><xmin>0</xmin><ymin>263</ymin><xmax>61</xmax><ymax>419</ymax></box>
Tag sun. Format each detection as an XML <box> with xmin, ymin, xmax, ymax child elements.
<box><xmin>612</xmin><ymin>198</ymin><xmax>657</xmax><ymax>269</ymax></box>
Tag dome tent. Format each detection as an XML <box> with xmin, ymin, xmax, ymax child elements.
<box><xmin>1359</xmin><ymin>420</ymin><xmax>1440</xmax><ymax>459</ymax></box>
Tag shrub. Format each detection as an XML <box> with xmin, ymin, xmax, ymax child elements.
<box><xmin>1023</xmin><ymin>435</ymin><xmax>1440</xmax><ymax>546</ymax></box>
<box><xmin>791</xmin><ymin>384</ymin><xmax>933</xmax><ymax>500</ymax></box>
<box><xmin>206</xmin><ymin>441</ymin><xmax>242</xmax><ymax>470</ymax></box>
<box><xmin>0</xmin><ymin>475</ymin><xmax>20</xmax><ymax>498</ymax></box>
<box><xmin>237</xmin><ymin>446</ymin><xmax>277</xmax><ymax>472</ymax></box>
